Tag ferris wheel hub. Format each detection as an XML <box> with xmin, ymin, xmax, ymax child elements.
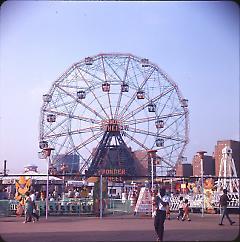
<box><xmin>101</xmin><ymin>119</ymin><xmax>128</xmax><ymax>132</ymax></box>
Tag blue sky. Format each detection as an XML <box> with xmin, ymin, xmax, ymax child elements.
<box><xmin>0</xmin><ymin>1</ymin><xmax>239</xmax><ymax>173</ymax></box>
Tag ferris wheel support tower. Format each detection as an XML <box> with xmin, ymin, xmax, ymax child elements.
<box><xmin>216</xmin><ymin>146</ymin><xmax>239</xmax><ymax>193</ymax></box>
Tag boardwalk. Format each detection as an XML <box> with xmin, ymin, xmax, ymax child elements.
<box><xmin>0</xmin><ymin>213</ymin><xmax>239</xmax><ymax>242</ymax></box>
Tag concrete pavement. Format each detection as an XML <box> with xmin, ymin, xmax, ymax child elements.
<box><xmin>0</xmin><ymin>213</ymin><xmax>239</xmax><ymax>242</ymax></box>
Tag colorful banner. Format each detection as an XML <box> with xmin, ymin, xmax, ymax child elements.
<box><xmin>15</xmin><ymin>176</ymin><xmax>31</xmax><ymax>205</ymax></box>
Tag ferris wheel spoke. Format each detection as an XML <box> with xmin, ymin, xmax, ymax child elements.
<box><xmin>114</xmin><ymin>88</ymin><xmax>123</xmax><ymax>119</ymax></box>
<box><xmin>43</xmin><ymin>109</ymin><xmax>101</xmax><ymax>125</ymax></box>
<box><xmin>56</xmin><ymin>84</ymin><xmax>106</xmax><ymax>120</ymax></box>
<box><xmin>104</xmin><ymin>58</ymin><xmax>123</xmax><ymax>82</ymax></box>
<box><xmin>77</xmin><ymin>65</ymin><xmax>105</xmax><ymax>84</ymax></box>
<box><xmin>159</xmin><ymin>114</ymin><xmax>185</xmax><ymax>135</ymax></box>
<box><xmin>53</xmin><ymin>133</ymin><xmax>70</xmax><ymax>158</ymax></box>
<box><xmin>103</xmin><ymin>57</ymin><xmax>125</xmax><ymax>119</ymax></box>
<box><xmin>165</xmin><ymin>144</ymin><xmax>184</xmax><ymax>165</ymax></box>
<box><xmin>126</xmin><ymin>111</ymin><xmax>185</xmax><ymax>126</ymax></box>
<box><xmin>122</xmin><ymin>87</ymin><xmax>175</xmax><ymax>121</ymax></box>
<box><xmin>114</xmin><ymin>57</ymin><xmax>130</xmax><ymax>119</ymax></box>
<box><xmin>101</xmin><ymin>56</ymin><xmax>114</xmax><ymax>118</ymax></box>
<box><xmin>128</xmin><ymin>127</ymin><xmax>155</xmax><ymax>137</ymax></box>
<box><xmin>124</xmin><ymin>132</ymin><xmax>149</xmax><ymax>150</ymax></box>
<box><xmin>168</xmin><ymin>143</ymin><xmax>180</xmax><ymax>160</ymax></box>
<box><xmin>126</xmin><ymin>116</ymin><xmax>156</xmax><ymax>125</ymax></box>
<box><xmin>69</xmin><ymin>136</ymin><xmax>94</xmax><ymax>170</ymax></box>
<box><xmin>76</xmin><ymin>67</ymin><xmax>110</xmax><ymax>119</ymax></box>
<box><xmin>47</xmin><ymin>99</ymin><xmax>76</xmax><ymax>111</ymax></box>
<box><xmin>57</xmin><ymin>83</ymin><xmax>106</xmax><ymax>94</ymax></box>
<box><xmin>159</xmin><ymin>158</ymin><xmax>175</xmax><ymax>168</ymax></box>
<box><xmin>43</xmin><ymin>117</ymin><xmax>69</xmax><ymax>137</ymax></box>
<box><xmin>158</xmin><ymin>91</ymin><xmax>174</xmax><ymax>117</ymax></box>
<box><xmin>155</xmin><ymin>141</ymin><xmax>185</xmax><ymax>157</ymax></box>
<box><xmin>44</xmin><ymin>125</ymin><xmax>102</xmax><ymax>139</ymax></box>
<box><xmin>54</xmin><ymin>64</ymin><xmax>77</xmax><ymax>86</ymax></box>
<box><xmin>63</xmin><ymin>130</ymin><xmax>104</xmax><ymax>157</ymax></box>
<box><xmin>128</xmin><ymin>127</ymin><xmax>184</xmax><ymax>142</ymax></box>
<box><xmin>118</xmin><ymin>67</ymin><xmax>155</xmax><ymax>118</ymax></box>
<box><xmin>79</xmin><ymin>154</ymin><xmax>93</xmax><ymax>174</ymax></box>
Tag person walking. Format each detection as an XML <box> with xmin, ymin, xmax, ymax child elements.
<box><xmin>182</xmin><ymin>199</ymin><xmax>191</xmax><ymax>221</ymax></box>
<box><xmin>30</xmin><ymin>190</ymin><xmax>39</xmax><ymax>221</ymax></box>
<box><xmin>219</xmin><ymin>189</ymin><xmax>235</xmax><ymax>226</ymax></box>
<box><xmin>165</xmin><ymin>190</ymin><xmax>171</xmax><ymax>220</ymax></box>
<box><xmin>177</xmin><ymin>196</ymin><xmax>184</xmax><ymax>220</ymax></box>
<box><xmin>23</xmin><ymin>192</ymin><xmax>33</xmax><ymax>223</ymax></box>
<box><xmin>153</xmin><ymin>188</ymin><xmax>170</xmax><ymax>242</ymax></box>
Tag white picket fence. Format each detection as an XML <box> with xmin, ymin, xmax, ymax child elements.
<box><xmin>169</xmin><ymin>192</ymin><xmax>239</xmax><ymax>211</ymax></box>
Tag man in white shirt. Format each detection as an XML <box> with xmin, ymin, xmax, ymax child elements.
<box><xmin>154</xmin><ymin>188</ymin><xmax>170</xmax><ymax>242</ymax></box>
<box><xmin>30</xmin><ymin>191</ymin><xmax>39</xmax><ymax>221</ymax></box>
<box><xmin>30</xmin><ymin>191</ymin><xmax>36</xmax><ymax>203</ymax></box>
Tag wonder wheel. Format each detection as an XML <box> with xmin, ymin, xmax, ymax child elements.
<box><xmin>39</xmin><ymin>53</ymin><xmax>189</xmax><ymax>175</ymax></box>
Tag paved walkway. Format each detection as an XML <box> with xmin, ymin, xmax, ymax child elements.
<box><xmin>0</xmin><ymin>213</ymin><xmax>239</xmax><ymax>242</ymax></box>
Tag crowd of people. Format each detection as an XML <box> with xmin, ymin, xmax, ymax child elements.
<box><xmin>16</xmin><ymin>191</ymin><xmax>39</xmax><ymax>223</ymax></box>
<box><xmin>23</xmin><ymin>188</ymin><xmax>86</xmax><ymax>202</ymax></box>
<box><xmin>14</xmin><ymin>186</ymin><xmax>236</xmax><ymax>242</ymax></box>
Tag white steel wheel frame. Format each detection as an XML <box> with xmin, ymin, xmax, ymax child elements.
<box><xmin>39</xmin><ymin>53</ymin><xmax>189</xmax><ymax>175</ymax></box>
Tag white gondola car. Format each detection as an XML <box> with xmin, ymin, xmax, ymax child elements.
<box><xmin>121</xmin><ymin>82</ymin><xmax>129</xmax><ymax>92</ymax></box>
<box><xmin>141</xmin><ymin>58</ymin><xmax>150</xmax><ymax>67</ymax></box>
<box><xmin>77</xmin><ymin>90</ymin><xmax>86</xmax><ymax>99</ymax></box>
<box><xmin>47</xmin><ymin>114</ymin><xmax>56</xmax><ymax>122</ymax></box>
<box><xmin>155</xmin><ymin>119</ymin><xmax>164</xmax><ymax>129</ymax></box>
<box><xmin>85</xmin><ymin>57</ymin><xmax>93</xmax><ymax>65</ymax></box>
<box><xmin>156</xmin><ymin>138</ymin><xmax>164</xmax><ymax>147</ymax></box>
<box><xmin>43</xmin><ymin>94</ymin><xmax>52</xmax><ymax>102</ymax></box>
<box><xmin>148</xmin><ymin>102</ymin><xmax>156</xmax><ymax>112</ymax></box>
<box><xmin>136</xmin><ymin>90</ymin><xmax>145</xmax><ymax>99</ymax></box>
<box><xmin>39</xmin><ymin>141</ymin><xmax>48</xmax><ymax>149</ymax></box>
<box><xmin>102</xmin><ymin>82</ymin><xmax>110</xmax><ymax>92</ymax></box>
<box><xmin>181</xmin><ymin>99</ymin><xmax>188</xmax><ymax>107</ymax></box>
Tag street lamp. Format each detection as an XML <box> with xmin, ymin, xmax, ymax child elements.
<box><xmin>197</xmin><ymin>151</ymin><xmax>207</xmax><ymax>217</ymax></box>
<box><xmin>148</xmin><ymin>150</ymin><xmax>157</xmax><ymax>216</ymax></box>
<box><xmin>43</xmin><ymin>147</ymin><xmax>54</xmax><ymax>220</ymax></box>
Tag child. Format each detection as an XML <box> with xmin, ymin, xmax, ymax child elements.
<box><xmin>16</xmin><ymin>203</ymin><xmax>24</xmax><ymax>217</ymax></box>
<box><xmin>177</xmin><ymin>196</ymin><xmax>184</xmax><ymax>220</ymax></box>
<box><xmin>182</xmin><ymin>199</ymin><xmax>191</xmax><ymax>221</ymax></box>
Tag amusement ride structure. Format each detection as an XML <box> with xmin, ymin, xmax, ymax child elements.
<box><xmin>39</xmin><ymin>53</ymin><xmax>189</xmax><ymax>176</ymax></box>
<box><xmin>216</xmin><ymin>146</ymin><xmax>239</xmax><ymax>193</ymax></box>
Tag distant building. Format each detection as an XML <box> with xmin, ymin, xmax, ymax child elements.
<box><xmin>24</xmin><ymin>164</ymin><xmax>38</xmax><ymax>173</ymax></box>
<box><xmin>176</xmin><ymin>163</ymin><xmax>193</xmax><ymax>177</ymax></box>
<box><xmin>213</xmin><ymin>140</ymin><xmax>240</xmax><ymax>177</ymax></box>
<box><xmin>192</xmin><ymin>154</ymin><xmax>215</xmax><ymax>176</ymax></box>
<box><xmin>53</xmin><ymin>154</ymin><xmax>80</xmax><ymax>174</ymax></box>
<box><xmin>133</xmin><ymin>150</ymin><xmax>157</xmax><ymax>176</ymax></box>
<box><xmin>133</xmin><ymin>150</ymin><xmax>149</xmax><ymax>176</ymax></box>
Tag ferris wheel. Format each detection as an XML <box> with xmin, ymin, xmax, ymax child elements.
<box><xmin>39</xmin><ymin>53</ymin><xmax>189</xmax><ymax>175</ymax></box>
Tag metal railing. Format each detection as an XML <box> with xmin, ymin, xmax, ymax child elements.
<box><xmin>1</xmin><ymin>195</ymin><xmax>239</xmax><ymax>218</ymax></box>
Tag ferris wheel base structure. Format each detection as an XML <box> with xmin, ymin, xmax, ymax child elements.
<box><xmin>39</xmin><ymin>53</ymin><xmax>189</xmax><ymax>177</ymax></box>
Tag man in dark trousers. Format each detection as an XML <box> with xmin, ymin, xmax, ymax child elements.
<box><xmin>219</xmin><ymin>189</ymin><xmax>235</xmax><ymax>225</ymax></box>
<box><xmin>153</xmin><ymin>188</ymin><xmax>170</xmax><ymax>242</ymax></box>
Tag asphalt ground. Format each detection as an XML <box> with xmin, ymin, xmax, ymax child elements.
<box><xmin>0</xmin><ymin>213</ymin><xmax>239</xmax><ymax>242</ymax></box>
